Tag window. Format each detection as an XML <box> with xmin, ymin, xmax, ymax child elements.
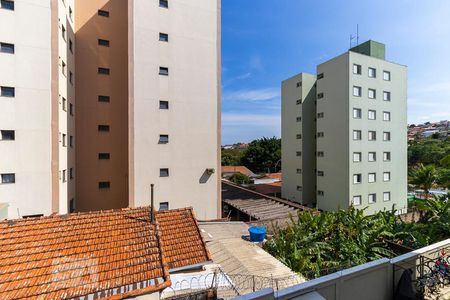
<box><xmin>353</xmin><ymin>108</ymin><xmax>361</xmax><ymax>119</ymax></box>
<box><xmin>296</xmin><ymin>116</ymin><xmax>301</xmax><ymax>122</ymax></box>
<box><xmin>69</xmin><ymin>135</ymin><xmax>73</xmax><ymax>147</ymax></box>
<box><xmin>317</xmin><ymin>112</ymin><xmax>324</xmax><ymax>118</ymax></box>
<box><xmin>98</xmin><ymin>153</ymin><xmax>110</xmax><ymax>160</ymax></box>
<box><xmin>383</xmin><ymin>71</ymin><xmax>391</xmax><ymax>81</ymax></box>
<box><xmin>353</xmin><ymin>174</ymin><xmax>362</xmax><ymax>184</ymax></box>
<box><xmin>98</xmin><ymin>125</ymin><xmax>110</xmax><ymax>132</ymax></box>
<box><xmin>69</xmin><ymin>168</ymin><xmax>73</xmax><ymax>180</ymax></box>
<box><xmin>160</xmin><ymin>100</ymin><xmax>169</xmax><ymax>109</ymax></box>
<box><xmin>296</xmin><ymin>134</ymin><xmax>302</xmax><ymax>139</ymax></box>
<box><xmin>159</xmin><ymin>0</ymin><xmax>169</xmax><ymax>8</ymax></box>
<box><xmin>296</xmin><ymin>99</ymin><xmax>301</xmax><ymax>105</ymax></box>
<box><xmin>317</xmin><ymin>132</ymin><xmax>324</xmax><ymax>138</ymax></box>
<box><xmin>1</xmin><ymin>86</ymin><xmax>14</xmax><ymax>97</ymax></box>
<box><xmin>159</xmin><ymin>202</ymin><xmax>169</xmax><ymax>211</ymax></box>
<box><xmin>160</xmin><ymin>168</ymin><xmax>169</xmax><ymax>177</ymax></box>
<box><xmin>297</xmin><ymin>186</ymin><xmax>302</xmax><ymax>191</ymax></box>
<box><xmin>62</xmin><ymin>170</ymin><xmax>67</xmax><ymax>182</ymax></box>
<box><xmin>317</xmin><ymin>151</ymin><xmax>324</xmax><ymax>157</ymax></box>
<box><xmin>368</xmin><ymin>67</ymin><xmax>376</xmax><ymax>78</ymax></box>
<box><xmin>296</xmin><ymin>151</ymin><xmax>302</xmax><ymax>157</ymax></box>
<box><xmin>368</xmin><ymin>173</ymin><xmax>376</xmax><ymax>183</ymax></box>
<box><xmin>296</xmin><ymin>169</ymin><xmax>302</xmax><ymax>174</ymax></box>
<box><xmin>62</xmin><ymin>133</ymin><xmax>67</xmax><ymax>147</ymax></box>
<box><xmin>98</xmin><ymin>39</ymin><xmax>110</xmax><ymax>47</ymax></box>
<box><xmin>159</xmin><ymin>67</ymin><xmax>169</xmax><ymax>76</ymax></box>
<box><xmin>317</xmin><ymin>73</ymin><xmax>324</xmax><ymax>80</ymax></box>
<box><xmin>69</xmin><ymin>103</ymin><xmax>74</xmax><ymax>115</ymax></box>
<box><xmin>318</xmin><ymin>190</ymin><xmax>324</xmax><ymax>196</ymax></box>
<box><xmin>383</xmin><ymin>172</ymin><xmax>391</xmax><ymax>182</ymax></box>
<box><xmin>1</xmin><ymin>130</ymin><xmax>15</xmax><ymax>141</ymax></box>
<box><xmin>98</xmin><ymin>10</ymin><xmax>109</xmax><ymax>17</ymax></box>
<box><xmin>353</xmin><ymin>130</ymin><xmax>361</xmax><ymax>140</ymax></box>
<box><xmin>383</xmin><ymin>111</ymin><xmax>391</xmax><ymax>121</ymax></box>
<box><xmin>99</xmin><ymin>181</ymin><xmax>110</xmax><ymax>189</ymax></box>
<box><xmin>353</xmin><ymin>152</ymin><xmax>362</xmax><ymax>162</ymax></box>
<box><xmin>1</xmin><ymin>173</ymin><xmax>15</xmax><ymax>184</ymax></box>
<box><xmin>368</xmin><ymin>110</ymin><xmax>376</xmax><ymax>120</ymax></box>
<box><xmin>1</xmin><ymin>0</ymin><xmax>14</xmax><ymax>10</ymax></box>
<box><xmin>383</xmin><ymin>192</ymin><xmax>391</xmax><ymax>202</ymax></box>
<box><xmin>0</xmin><ymin>42</ymin><xmax>14</xmax><ymax>54</ymax></box>
<box><xmin>368</xmin><ymin>131</ymin><xmax>376</xmax><ymax>141</ymax></box>
<box><xmin>69</xmin><ymin>39</ymin><xmax>73</xmax><ymax>53</ymax></box>
<box><xmin>353</xmin><ymin>195</ymin><xmax>362</xmax><ymax>206</ymax></box>
<box><xmin>98</xmin><ymin>95</ymin><xmax>110</xmax><ymax>102</ymax></box>
<box><xmin>159</xmin><ymin>134</ymin><xmax>169</xmax><ymax>144</ymax></box>
<box><xmin>69</xmin><ymin>198</ymin><xmax>75</xmax><ymax>213</ymax></box>
<box><xmin>317</xmin><ymin>93</ymin><xmax>324</xmax><ymax>99</ymax></box>
<box><xmin>383</xmin><ymin>91</ymin><xmax>391</xmax><ymax>101</ymax></box>
<box><xmin>353</xmin><ymin>86</ymin><xmax>362</xmax><ymax>97</ymax></box>
<box><xmin>383</xmin><ymin>132</ymin><xmax>391</xmax><ymax>141</ymax></box>
<box><xmin>159</xmin><ymin>33</ymin><xmax>169</xmax><ymax>42</ymax></box>
<box><xmin>296</xmin><ymin>82</ymin><xmax>302</xmax><ymax>87</ymax></box>
<box><xmin>61</xmin><ymin>25</ymin><xmax>66</xmax><ymax>41</ymax></box>
<box><xmin>98</xmin><ymin>67</ymin><xmax>110</xmax><ymax>75</ymax></box>
<box><xmin>61</xmin><ymin>61</ymin><xmax>66</xmax><ymax>76</ymax></box>
<box><xmin>368</xmin><ymin>193</ymin><xmax>376</xmax><ymax>204</ymax></box>
<box><xmin>62</xmin><ymin>97</ymin><xmax>67</xmax><ymax>111</ymax></box>
<box><xmin>353</xmin><ymin>64</ymin><xmax>362</xmax><ymax>75</ymax></box>
<box><xmin>368</xmin><ymin>152</ymin><xmax>376</xmax><ymax>162</ymax></box>
<box><xmin>69</xmin><ymin>6</ymin><xmax>73</xmax><ymax>20</ymax></box>
<box><xmin>317</xmin><ymin>171</ymin><xmax>324</xmax><ymax>176</ymax></box>
<box><xmin>368</xmin><ymin>89</ymin><xmax>376</xmax><ymax>99</ymax></box>
<box><xmin>69</xmin><ymin>71</ymin><xmax>73</xmax><ymax>84</ymax></box>
<box><xmin>383</xmin><ymin>152</ymin><xmax>391</xmax><ymax>161</ymax></box>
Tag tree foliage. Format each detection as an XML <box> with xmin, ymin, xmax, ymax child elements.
<box><xmin>229</xmin><ymin>173</ymin><xmax>251</xmax><ymax>184</ymax></box>
<box><xmin>410</xmin><ymin>164</ymin><xmax>438</xmax><ymax>194</ymax></box>
<box><xmin>240</xmin><ymin>137</ymin><xmax>281</xmax><ymax>173</ymax></box>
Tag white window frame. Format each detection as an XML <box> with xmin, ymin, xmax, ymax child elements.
<box><xmin>353</xmin><ymin>130</ymin><xmax>362</xmax><ymax>140</ymax></box>
<box><xmin>368</xmin><ymin>131</ymin><xmax>376</xmax><ymax>141</ymax></box>
<box><xmin>383</xmin><ymin>172</ymin><xmax>391</xmax><ymax>182</ymax></box>
<box><xmin>368</xmin><ymin>173</ymin><xmax>376</xmax><ymax>183</ymax></box>
<box><xmin>368</xmin><ymin>110</ymin><xmax>376</xmax><ymax>120</ymax></box>
<box><xmin>383</xmin><ymin>132</ymin><xmax>391</xmax><ymax>141</ymax></box>
<box><xmin>368</xmin><ymin>152</ymin><xmax>376</xmax><ymax>162</ymax></box>
<box><xmin>353</xmin><ymin>195</ymin><xmax>362</xmax><ymax>206</ymax></box>
<box><xmin>353</xmin><ymin>108</ymin><xmax>361</xmax><ymax>119</ymax></box>
<box><xmin>368</xmin><ymin>193</ymin><xmax>376</xmax><ymax>204</ymax></box>
<box><xmin>383</xmin><ymin>192</ymin><xmax>391</xmax><ymax>202</ymax></box>
<box><xmin>383</xmin><ymin>91</ymin><xmax>391</xmax><ymax>101</ymax></box>
<box><xmin>368</xmin><ymin>67</ymin><xmax>376</xmax><ymax>78</ymax></box>
<box><xmin>353</xmin><ymin>174</ymin><xmax>362</xmax><ymax>184</ymax></box>
<box><xmin>353</xmin><ymin>64</ymin><xmax>362</xmax><ymax>75</ymax></box>
<box><xmin>383</xmin><ymin>152</ymin><xmax>391</xmax><ymax>161</ymax></box>
<box><xmin>383</xmin><ymin>70</ymin><xmax>391</xmax><ymax>81</ymax></box>
<box><xmin>353</xmin><ymin>152</ymin><xmax>362</xmax><ymax>162</ymax></box>
<box><xmin>368</xmin><ymin>89</ymin><xmax>376</xmax><ymax>99</ymax></box>
<box><xmin>383</xmin><ymin>111</ymin><xmax>391</xmax><ymax>121</ymax></box>
<box><xmin>353</xmin><ymin>86</ymin><xmax>362</xmax><ymax>97</ymax></box>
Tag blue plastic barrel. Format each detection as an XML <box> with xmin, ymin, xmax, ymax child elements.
<box><xmin>248</xmin><ymin>226</ymin><xmax>267</xmax><ymax>242</ymax></box>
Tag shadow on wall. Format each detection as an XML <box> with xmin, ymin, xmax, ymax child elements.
<box><xmin>199</xmin><ymin>169</ymin><xmax>214</xmax><ymax>184</ymax></box>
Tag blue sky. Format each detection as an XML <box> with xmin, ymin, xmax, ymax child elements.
<box><xmin>221</xmin><ymin>0</ymin><xmax>450</xmax><ymax>144</ymax></box>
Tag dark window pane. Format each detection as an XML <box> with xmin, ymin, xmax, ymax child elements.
<box><xmin>159</xmin><ymin>67</ymin><xmax>169</xmax><ymax>76</ymax></box>
<box><xmin>159</xmin><ymin>33</ymin><xmax>169</xmax><ymax>42</ymax></box>
<box><xmin>98</xmin><ymin>10</ymin><xmax>109</xmax><ymax>17</ymax></box>
<box><xmin>159</xmin><ymin>100</ymin><xmax>169</xmax><ymax>109</ymax></box>
<box><xmin>98</xmin><ymin>95</ymin><xmax>110</xmax><ymax>102</ymax></box>
<box><xmin>159</xmin><ymin>0</ymin><xmax>168</xmax><ymax>8</ymax></box>
<box><xmin>1</xmin><ymin>86</ymin><xmax>14</xmax><ymax>97</ymax></box>
<box><xmin>1</xmin><ymin>0</ymin><xmax>14</xmax><ymax>10</ymax></box>
<box><xmin>98</xmin><ymin>125</ymin><xmax>110</xmax><ymax>132</ymax></box>
<box><xmin>159</xmin><ymin>135</ymin><xmax>169</xmax><ymax>144</ymax></box>
<box><xmin>160</xmin><ymin>168</ymin><xmax>169</xmax><ymax>177</ymax></box>
<box><xmin>98</xmin><ymin>153</ymin><xmax>110</xmax><ymax>160</ymax></box>
<box><xmin>1</xmin><ymin>130</ymin><xmax>15</xmax><ymax>140</ymax></box>
<box><xmin>159</xmin><ymin>202</ymin><xmax>169</xmax><ymax>211</ymax></box>
<box><xmin>1</xmin><ymin>173</ymin><xmax>15</xmax><ymax>184</ymax></box>
<box><xmin>98</xmin><ymin>67</ymin><xmax>110</xmax><ymax>75</ymax></box>
<box><xmin>98</xmin><ymin>181</ymin><xmax>110</xmax><ymax>189</ymax></box>
<box><xmin>98</xmin><ymin>39</ymin><xmax>110</xmax><ymax>47</ymax></box>
<box><xmin>0</xmin><ymin>42</ymin><xmax>14</xmax><ymax>54</ymax></box>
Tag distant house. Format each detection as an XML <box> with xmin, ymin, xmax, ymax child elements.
<box><xmin>222</xmin><ymin>166</ymin><xmax>257</xmax><ymax>178</ymax></box>
<box><xmin>253</xmin><ymin>173</ymin><xmax>282</xmax><ymax>196</ymax></box>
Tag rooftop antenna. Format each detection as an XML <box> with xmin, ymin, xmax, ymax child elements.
<box><xmin>349</xmin><ymin>24</ymin><xmax>360</xmax><ymax>48</ymax></box>
<box><xmin>150</xmin><ymin>184</ymin><xmax>155</xmax><ymax>224</ymax></box>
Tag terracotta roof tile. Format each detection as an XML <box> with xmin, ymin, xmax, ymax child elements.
<box><xmin>0</xmin><ymin>207</ymin><xmax>210</xmax><ymax>299</ymax></box>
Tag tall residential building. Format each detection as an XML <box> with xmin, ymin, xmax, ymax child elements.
<box><xmin>282</xmin><ymin>41</ymin><xmax>407</xmax><ymax>215</ymax></box>
<box><xmin>0</xmin><ymin>0</ymin><xmax>221</xmax><ymax>220</ymax></box>
<box><xmin>0</xmin><ymin>0</ymin><xmax>75</xmax><ymax>219</ymax></box>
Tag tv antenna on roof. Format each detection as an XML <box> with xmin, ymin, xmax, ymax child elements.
<box><xmin>349</xmin><ymin>24</ymin><xmax>360</xmax><ymax>48</ymax></box>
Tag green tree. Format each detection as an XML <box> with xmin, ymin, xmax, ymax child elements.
<box><xmin>410</xmin><ymin>164</ymin><xmax>438</xmax><ymax>196</ymax></box>
<box><xmin>229</xmin><ymin>173</ymin><xmax>251</xmax><ymax>184</ymax></box>
<box><xmin>241</xmin><ymin>137</ymin><xmax>281</xmax><ymax>173</ymax></box>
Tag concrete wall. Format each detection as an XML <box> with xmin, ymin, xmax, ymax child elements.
<box><xmin>129</xmin><ymin>0</ymin><xmax>220</xmax><ymax>220</ymax></box>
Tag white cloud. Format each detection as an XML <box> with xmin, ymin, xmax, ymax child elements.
<box><xmin>222</xmin><ymin>113</ymin><xmax>281</xmax><ymax>144</ymax></box>
<box><xmin>223</xmin><ymin>88</ymin><xmax>279</xmax><ymax>102</ymax></box>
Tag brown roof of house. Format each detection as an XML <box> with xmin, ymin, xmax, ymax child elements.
<box><xmin>0</xmin><ymin>207</ymin><xmax>210</xmax><ymax>300</ymax></box>
<box><xmin>221</xmin><ymin>166</ymin><xmax>255</xmax><ymax>176</ymax></box>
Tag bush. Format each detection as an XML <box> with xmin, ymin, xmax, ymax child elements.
<box><xmin>229</xmin><ymin>173</ymin><xmax>251</xmax><ymax>184</ymax></box>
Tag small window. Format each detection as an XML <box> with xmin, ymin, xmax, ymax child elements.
<box><xmin>317</xmin><ymin>93</ymin><xmax>324</xmax><ymax>99</ymax></box>
<box><xmin>1</xmin><ymin>0</ymin><xmax>14</xmax><ymax>10</ymax></box>
<box><xmin>98</xmin><ymin>125</ymin><xmax>110</xmax><ymax>132</ymax></box>
<box><xmin>98</xmin><ymin>95</ymin><xmax>110</xmax><ymax>102</ymax></box>
<box><xmin>353</xmin><ymin>174</ymin><xmax>362</xmax><ymax>184</ymax></box>
<box><xmin>1</xmin><ymin>86</ymin><xmax>14</xmax><ymax>97</ymax></box>
<box><xmin>0</xmin><ymin>42</ymin><xmax>14</xmax><ymax>54</ymax></box>
<box><xmin>383</xmin><ymin>192</ymin><xmax>391</xmax><ymax>202</ymax></box>
<box><xmin>317</xmin><ymin>190</ymin><xmax>324</xmax><ymax>196</ymax></box>
<box><xmin>368</xmin><ymin>89</ymin><xmax>376</xmax><ymax>99</ymax></box>
<box><xmin>98</xmin><ymin>67</ymin><xmax>110</xmax><ymax>75</ymax></box>
<box><xmin>62</xmin><ymin>133</ymin><xmax>67</xmax><ymax>147</ymax></box>
<box><xmin>98</xmin><ymin>39</ymin><xmax>110</xmax><ymax>47</ymax></box>
<box><xmin>383</xmin><ymin>91</ymin><xmax>391</xmax><ymax>101</ymax></box>
<box><xmin>296</xmin><ymin>169</ymin><xmax>302</xmax><ymax>174</ymax></box>
<box><xmin>159</xmin><ymin>67</ymin><xmax>169</xmax><ymax>76</ymax></box>
<box><xmin>98</xmin><ymin>10</ymin><xmax>109</xmax><ymax>17</ymax></box>
<box><xmin>62</xmin><ymin>170</ymin><xmax>67</xmax><ymax>182</ymax></box>
<box><xmin>297</xmin><ymin>186</ymin><xmax>303</xmax><ymax>191</ymax></box>
<box><xmin>69</xmin><ymin>103</ymin><xmax>74</xmax><ymax>115</ymax></box>
<box><xmin>159</xmin><ymin>134</ymin><xmax>169</xmax><ymax>144</ymax></box>
<box><xmin>296</xmin><ymin>134</ymin><xmax>302</xmax><ymax>139</ymax></box>
<box><xmin>317</xmin><ymin>171</ymin><xmax>324</xmax><ymax>176</ymax></box>
<box><xmin>69</xmin><ymin>39</ymin><xmax>73</xmax><ymax>53</ymax></box>
<box><xmin>353</xmin><ymin>86</ymin><xmax>362</xmax><ymax>97</ymax></box>
<box><xmin>99</xmin><ymin>181</ymin><xmax>110</xmax><ymax>189</ymax></box>
<box><xmin>296</xmin><ymin>82</ymin><xmax>302</xmax><ymax>88</ymax></box>
<box><xmin>69</xmin><ymin>135</ymin><xmax>73</xmax><ymax>147</ymax></box>
<box><xmin>368</xmin><ymin>152</ymin><xmax>376</xmax><ymax>162</ymax></box>
<box><xmin>159</xmin><ymin>33</ymin><xmax>169</xmax><ymax>42</ymax></box>
<box><xmin>383</xmin><ymin>71</ymin><xmax>391</xmax><ymax>81</ymax></box>
<box><xmin>383</xmin><ymin>111</ymin><xmax>391</xmax><ymax>121</ymax></box>
<box><xmin>69</xmin><ymin>6</ymin><xmax>73</xmax><ymax>20</ymax></box>
<box><xmin>368</xmin><ymin>193</ymin><xmax>376</xmax><ymax>204</ymax></box>
<box><xmin>98</xmin><ymin>153</ymin><xmax>110</xmax><ymax>160</ymax></box>
<box><xmin>353</xmin><ymin>108</ymin><xmax>361</xmax><ymax>119</ymax></box>
<box><xmin>62</xmin><ymin>97</ymin><xmax>67</xmax><ymax>111</ymax></box>
<box><xmin>69</xmin><ymin>71</ymin><xmax>73</xmax><ymax>84</ymax></box>
<box><xmin>353</xmin><ymin>130</ymin><xmax>361</xmax><ymax>140</ymax></box>
<box><xmin>69</xmin><ymin>198</ymin><xmax>75</xmax><ymax>213</ymax></box>
<box><xmin>1</xmin><ymin>173</ymin><xmax>15</xmax><ymax>184</ymax></box>
<box><xmin>368</xmin><ymin>67</ymin><xmax>376</xmax><ymax>78</ymax></box>
<box><xmin>1</xmin><ymin>130</ymin><xmax>15</xmax><ymax>141</ymax></box>
<box><xmin>353</xmin><ymin>195</ymin><xmax>362</xmax><ymax>206</ymax></box>
<box><xmin>317</xmin><ymin>132</ymin><xmax>324</xmax><ymax>138</ymax></box>
<box><xmin>368</xmin><ymin>110</ymin><xmax>376</xmax><ymax>120</ymax></box>
<box><xmin>317</xmin><ymin>73</ymin><xmax>324</xmax><ymax>80</ymax></box>
<box><xmin>296</xmin><ymin>99</ymin><xmax>301</xmax><ymax>105</ymax></box>
<box><xmin>383</xmin><ymin>132</ymin><xmax>391</xmax><ymax>141</ymax></box>
<box><xmin>296</xmin><ymin>116</ymin><xmax>301</xmax><ymax>122</ymax></box>
<box><xmin>160</xmin><ymin>168</ymin><xmax>169</xmax><ymax>177</ymax></box>
<box><xmin>159</xmin><ymin>0</ymin><xmax>169</xmax><ymax>8</ymax></box>
<box><xmin>69</xmin><ymin>168</ymin><xmax>73</xmax><ymax>179</ymax></box>
<box><xmin>353</xmin><ymin>64</ymin><xmax>362</xmax><ymax>75</ymax></box>
<box><xmin>296</xmin><ymin>151</ymin><xmax>302</xmax><ymax>157</ymax></box>
<box><xmin>159</xmin><ymin>202</ymin><xmax>169</xmax><ymax>211</ymax></box>
<box><xmin>317</xmin><ymin>151</ymin><xmax>324</xmax><ymax>157</ymax></box>
<box><xmin>317</xmin><ymin>112</ymin><xmax>324</xmax><ymax>118</ymax></box>
<box><xmin>61</xmin><ymin>61</ymin><xmax>66</xmax><ymax>76</ymax></box>
<box><xmin>368</xmin><ymin>131</ymin><xmax>376</xmax><ymax>141</ymax></box>
<box><xmin>353</xmin><ymin>152</ymin><xmax>361</xmax><ymax>162</ymax></box>
<box><xmin>159</xmin><ymin>100</ymin><xmax>169</xmax><ymax>109</ymax></box>
<box><xmin>368</xmin><ymin>173</ymin><xmax>376</xmax><ymax>183</ymax></box>
<box><xmin>383</xmin><ymin>172</ymin><xmax>391</xmax><ymax>182</ymax></box>
<box><xmin>383</xmin><ymin>152</ymin><xmax>391</xmax><ymax>161</ymax></box>
<box><xmin>61</xmin><ymin>25</ymin><xmax>66</xmax><ymax>41</ymax></box>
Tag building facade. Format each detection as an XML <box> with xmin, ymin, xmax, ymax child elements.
<box><xmin>282</xmin><ymin>41</ymin><xmax>407</xmax><ymax>215</ymax></box>
<box><xmin>0</xmin><ymin>0</ymin><xmax>221</xmax><ymax>220</ymax></box>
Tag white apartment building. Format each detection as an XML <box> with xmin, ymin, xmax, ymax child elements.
<box><xmin>282</xmin><ymin>41</ymin><xmax>407</xmax><ymax>215</ymax></box>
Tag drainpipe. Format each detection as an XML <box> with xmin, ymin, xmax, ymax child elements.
<box><xmin>151</xmin><ymin>184</ymin><xmax>155</xmax><ymax>224</ymax></box>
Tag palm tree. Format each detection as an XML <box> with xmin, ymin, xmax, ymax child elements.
<box><xmin>410</xmin><ymin>164</ymin><xmax>438</xmax><ymax>197</ymax></box>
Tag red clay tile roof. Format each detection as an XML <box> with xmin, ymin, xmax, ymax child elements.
<box><xmin>221</xmin><ymin>166</ymin><xmax>255</xmax><ymax>177</ymax></box>
<box><xmin>0</xmin><ymin>207</ymin><xmax>210</xmax><ymax>300</ymax></box>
